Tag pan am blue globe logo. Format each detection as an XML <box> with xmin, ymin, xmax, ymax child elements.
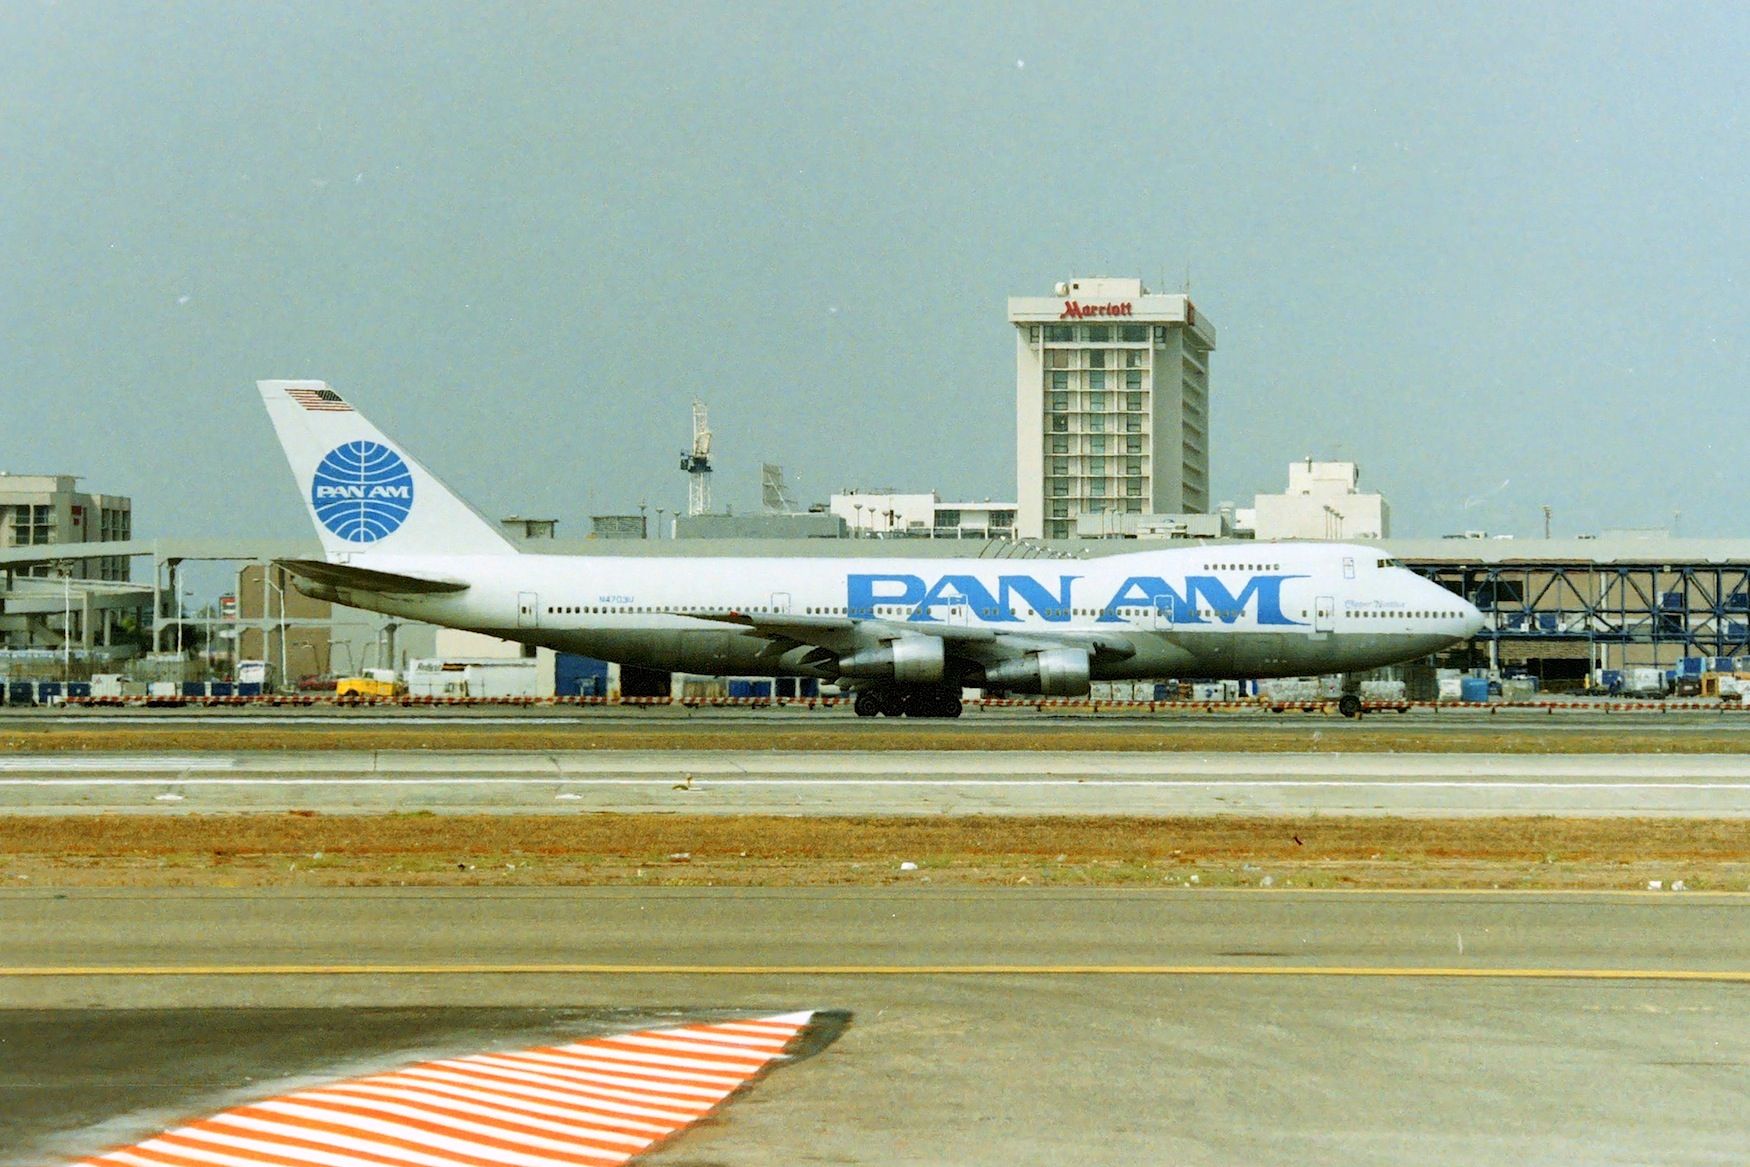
<box><xmin>310</xmin><ymin>441</ymin><xmax>415</xmax><ymax>543</ymax></box>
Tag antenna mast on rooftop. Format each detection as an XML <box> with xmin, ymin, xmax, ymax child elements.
<box><xmin>680</xmin><ymin>399</ymin><xmax>713</xmax><ymax>516</ymax></box>
<box><xmin>761</xmin><ymin>463</ymin><xmax>799</xmax><ymax>514</ymax></box>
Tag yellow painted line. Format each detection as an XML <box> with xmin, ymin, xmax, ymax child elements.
<box><xmin>1207</xmin><ymin>888</ymin><xmax>1750</xmax><ymax>897</ymax></box>
<box><xmin>3</xmin><ymin>964</ymin><xmax>1749</xmax><ymax>983</ymax></box>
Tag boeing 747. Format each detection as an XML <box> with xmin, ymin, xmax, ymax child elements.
<box><xmin>260</xmin><ymin>380</ymin><xmax>1483</xmax><ymax>717</ymax></box>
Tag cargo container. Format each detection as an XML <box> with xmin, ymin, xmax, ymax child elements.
<box><xmin>554</xmin><ymin>654</ymin><xmax>610</xmax><ymax>698</ymax></box>
<box><xmin>1359</xmin><ymin>679</ymin><xmax>1407</xmax><ymax>702</ymax></box>
<box><xmin>1459</xmin><ymin>676</ymin><xmax>1491</xmax><ymax>703</ymax></box>
<box><xmin>1623</xmin><ymin>667</ymin><xmax>1667</xmax><ymax>698</ymax></box>
<box><xmin>1501</xmin><ymin>678</ymin><xmax>1538</xmax><ymax>701</ymax></box>
<box><xmin>6</xmin><ymin>681</ymin><xmax>34</xmax><ymax>706</ymax></box>
<box><xmin>727</xmin><ymin>679</ymin><xmax>773</xmax><ymax>699</ymax></box>
<box><xmin>236</xmin><ymin>660</ymin><xmax>272</xmax><ymax>689</ymax></box>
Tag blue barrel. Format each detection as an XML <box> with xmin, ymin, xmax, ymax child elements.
<box><xmin>1460</xmin><ymin>676</ymin><xmax>1490</xmax><ymax>703</ymax></box>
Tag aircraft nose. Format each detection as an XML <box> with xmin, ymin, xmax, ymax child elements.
<box><xmin>1462</xmin><ymin>597</ymin><xmax>1486</xmax><ymax>637</ymax></box>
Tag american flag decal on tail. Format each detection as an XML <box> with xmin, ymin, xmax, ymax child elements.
<box><xmin>286</xmin><ymin>386</ymin><xmax>354</xmax><ymax>412</ymax></box>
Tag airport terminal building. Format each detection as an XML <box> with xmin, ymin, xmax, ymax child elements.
<box><xmin>1010</xmin><ymin>278</ymin><xmax>1215</xmax><ymax>540</ymax></box>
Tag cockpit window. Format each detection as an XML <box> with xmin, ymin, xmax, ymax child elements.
<box><xmin>1378</xmin><ymin>557</ymin><xmax>1405</xmax><ymax>569</ymax></box>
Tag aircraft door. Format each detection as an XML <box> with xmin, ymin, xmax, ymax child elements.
<box><xmin>1314</xmin><ymin>595</ymin><xmax>1335</xmax><ymax>633</ymax></box>
<box><xmin>770</xmin><ymin>592</ymin><xmax>792</xmax><ymax>614</ymax></box>
<box><xmin>518</xmin><ymin>592</ymin><xmax>540</xmax><ymax>629</ymax></box>
<box><xmin>1150</xmin><ymin>596</ymin><xmax>1175</xmax><ymax>631</ymax></box>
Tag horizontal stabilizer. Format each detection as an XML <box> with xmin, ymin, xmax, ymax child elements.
<box><xmin>276</xmin><ymin>558</ymin><xmax>470</xmax><ymax>595</ymax></box>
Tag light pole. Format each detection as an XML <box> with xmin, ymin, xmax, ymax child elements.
<box><xmin>261</xmin><ymin>568</ymin><xmax>288</xmax><ymax>691</ymax></box>
<box><xmin>656</xmin><ymin>507</ymin><xmax>666</xmax><ymax>540</ymax></box>
<box><xmin>853</xmin><ymin>504</ymin><xmax>863</xmax><ymax>538</ymax></box>
<box><xmin>58</xmin><ymin>562</ymin><xmax>71</xmax><ymax>684</ymax></box>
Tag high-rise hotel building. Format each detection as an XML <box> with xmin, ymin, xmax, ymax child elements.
<box><xmin>1009</xmin><ymin>277</ymin><xmax>1215</xmax><ymax>540</ymax></box>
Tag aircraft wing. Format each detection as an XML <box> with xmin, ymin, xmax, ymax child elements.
<box><xmin>276</xmin><ymin>558</ymin><xmax>471</xmax><ymax>596</ymax></box>
<box><xmin>689</xmin><ymin>610</ymin><xmax>1135</xmax><ymax>661</ymax></box>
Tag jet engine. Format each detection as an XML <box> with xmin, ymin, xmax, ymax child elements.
<box><xmin>981</xmin><ymin>647</ymin><xmax>1091</xmax><ymax>696</ymax></box>
<box><xmin>837</xmin><ymin>636</ymin><xmax>946</xmax><ymax>684</ymax></box>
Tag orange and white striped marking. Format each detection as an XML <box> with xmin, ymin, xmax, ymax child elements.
<box><xmin>67</xmin><ymin>1010</ymin><xmax>820</xmax><ymax>1167</ymax></box>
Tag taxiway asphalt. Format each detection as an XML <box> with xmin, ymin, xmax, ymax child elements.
<box><xmin>3</xmin><ymin>748</ymin><xmax>1750</xmax><ymax>816</ymax></box>
<box><xmin>3</xmin><ymin>888</ymin><xmax>1747</xmax><ymax>1166</ymax></box>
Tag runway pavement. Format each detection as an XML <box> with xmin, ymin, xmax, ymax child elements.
<box><xmin>3</xmin><ymin>748</ymin><xmax>1750</xmax><ymax>816</ymax></box>
<box><xmin>3</xmin><ymin>888</ymin><xmax>1747</xmax><ymax>1166</ymax></box>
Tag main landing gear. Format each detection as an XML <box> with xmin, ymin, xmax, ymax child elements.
<box><xmin>1337</xmin><ymin>693</ymin><xmax>1363</xmax><ymax>719</ymax></box>
<box><xmin>851</xmin><ymin>686</ymin><xmax>963</xmax><ymax>719</ymax></box>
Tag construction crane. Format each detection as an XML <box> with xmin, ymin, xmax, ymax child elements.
<box><xmin>679</xmin><ymin>399</ymin><xmax>713</xmax><ymax>516</ymax></box>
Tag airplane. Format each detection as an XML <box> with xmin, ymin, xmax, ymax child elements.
<box><xmin>259</xmin><ymin>380</ymin><xmax>1486</xmax><ymax>718</ymax></box>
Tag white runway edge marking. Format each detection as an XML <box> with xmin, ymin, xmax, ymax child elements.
<box><xmin>66</xmin><ymin>1011</ymin><xmax>820</xmax><ymax>1167</ymax></box>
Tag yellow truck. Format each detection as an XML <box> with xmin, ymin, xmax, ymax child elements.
<box><xmin>335</xmin><ymin>669</ymin><xmax>404</xmax><ymax>700</ymax></box>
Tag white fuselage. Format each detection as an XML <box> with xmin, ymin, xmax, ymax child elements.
<box><xmin>314</xmin><ymin>541</ymin><xmax>1483</xmax><ymax>685</ymax></box>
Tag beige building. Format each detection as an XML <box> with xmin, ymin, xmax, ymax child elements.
<box><xmin>1246</xmin><ymin>460</ymin><xmax>1391</xmax><ymax>541</ymax></box>
<box><xmin>0</xmin><ymin>474</ymin><xmax>132</xmax><ymax>579</ymax></box>
<box><xmin>1010</xmin><ymin>278</ymin><xmax>1215</xmax><ymax>540</ymax></box>
<box><xmin>236</xmin><ymin>563</ymin><xmax>333</xmax><ymax>681</ymax></box>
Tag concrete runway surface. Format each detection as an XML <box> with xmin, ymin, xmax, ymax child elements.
<box><xmin>3</xmin><ymin>888</ymin><xmax>1748</xmax><ymax>1166</ymax></box>
<box><xmin>3</xmin><ymin>748</ymin><xmax>1750</xmax><ymax>816</ymax></box>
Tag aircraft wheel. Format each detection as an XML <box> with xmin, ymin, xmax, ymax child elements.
<box><xmin>943</xmin><ymin>696</ymin><xmax>963</xmax><ymax>719</ymax></box>
<box><xmin>879</xmin><ymin>690</ymin><xmax>908</xmax><ymax>717</ymax></box>
<box><xmin>1337</xmin><ymin>693</ymin><xmax>1363</xmax><ymax>719</ymax></box>
<box><xmin>853</xmin><ymin>691</ymin><xmax>881</xmax><ymax>718</ymax></box>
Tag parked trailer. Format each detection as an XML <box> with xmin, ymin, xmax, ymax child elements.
<box><xmin>407</xmin><ymin>658</ymin><xmax>540</xmax><ymax>700</ymax></box>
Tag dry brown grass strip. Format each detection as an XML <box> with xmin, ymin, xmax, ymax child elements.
<box><xmin>6</xmin><ymin>813</ymin><xmax>1749</xmax><ymax>859</ymax></box>
<box><xmin>3</xmin><ymin>814</ymin><xmax>1747</xmax><ymax>890</ymax></box>
<box><xmin>6</xmin><ymin>722</ymin><xmax>1750</xmax><ymax>754</ymax></box>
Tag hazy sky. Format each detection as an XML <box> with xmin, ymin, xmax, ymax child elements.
<box><xmin>6</xmin><ymin>2</ymin><xmax>1750</xmax><ymax>542</ymax></box>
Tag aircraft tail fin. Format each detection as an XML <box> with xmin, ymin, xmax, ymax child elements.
<box><xmin>257</xmin><ymin>380</ymin><xmax>518</xmax><ymax>559</ymax></box>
